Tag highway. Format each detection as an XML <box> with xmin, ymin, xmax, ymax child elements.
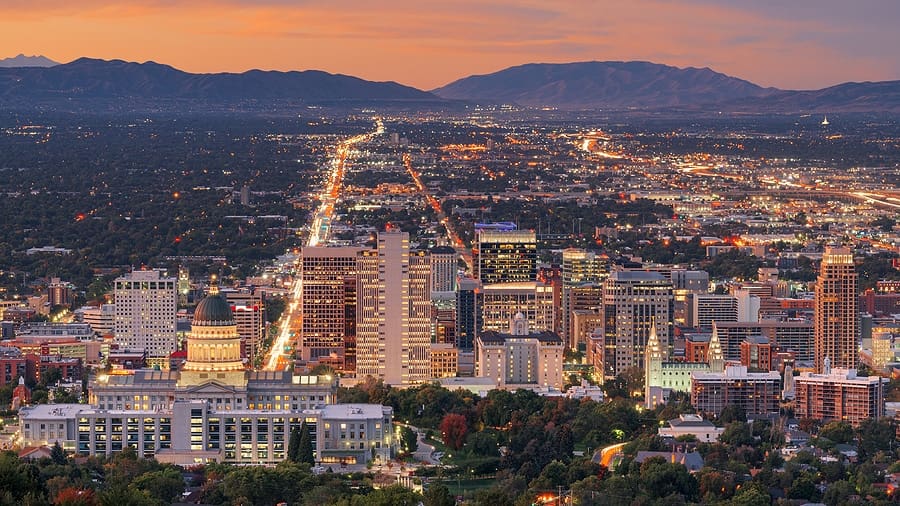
<box><xmin>263</xmin><ymin>120</ymin><xmax>383</xmax><ymax>371</ymax></box>
<box><xmin>403</xmin><ymin>153</ymin><xmax>473</xmax><ymax>272</ymax></box>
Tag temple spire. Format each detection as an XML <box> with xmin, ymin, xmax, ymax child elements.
<box><xmin>708</xmin><ymin>321</ymin><xmax>724</xmax><ymax>373</ymax></box>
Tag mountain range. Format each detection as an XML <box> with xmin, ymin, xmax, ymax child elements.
<box><xmin>432</xmin><ymin>61</ymin><xmax>900</xmax><ymax>113</ymax></box>
<box><xmin>1</xmin><ymin>56</ymin><xmax>899</xmax><ymax>112</ymax></box>
<box><xmin>0</xmin><ymin>57</ymin><xmax>432</xmax><ymax>102</ymax></box>
<box><xmin>0</xmin><ymin>54</ymin><xmax>58</xmax><ymax>68</ymax></box>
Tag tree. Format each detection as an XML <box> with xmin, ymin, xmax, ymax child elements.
<box><xmin>399</xmin><ymin>426</ymin><xmax>418</xmax><ymax>454</ymax></box>
<box><xmin>440</xmin><ymin>413</ymin><xmax>468</xmax><ymax>451</ymax></box>
<box><xmin>50</xmin><ymin>442</ymin><xmax>67</xmax><ymax>465</ymax></box>
<box><xmin>731</xmin><ymin>482</ymin><xmax>770</xmax><ymax>506</ymax></box>
<box><xmin>53</xmin><ymin>488</ymin><xmax>97</xmax><ymax>506</ymax></box>
<box><xmin>423</xmin><ymin>483</ymin><xmax>454</xmax><ymax>506</ymax></box>
<box><xmin>130</xmin><ymin>467</ymin><xmax>185</xmax><ymax>504</ymax></box>
<box><xmin>298</xmin><ymin>421</ymin><xmax>315</xmax><ymax>465</ymax></box>
<box><xmin>288</xmin><ymin>426</ymin><xmax>301</xmax><ymax>462</ymax></box>
<box><xmin>819</xmin><ymin>421</ymin><xmax>854</xmax><ymax>445</ymax></box>
<box><xmin>856</xmin><ymin>417</ymin><xmax>897</xmax><ymax>461</ymax></box>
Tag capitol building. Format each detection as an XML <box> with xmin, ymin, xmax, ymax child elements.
<box><xmin>19</xmin><ymin>286</ymin><xmax>394</xmax><ymax>466</ymax></box>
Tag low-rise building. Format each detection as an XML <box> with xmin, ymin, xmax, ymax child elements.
<box><xmin>475</xmin><ymin>313</ymin><xmax>564</xmax><ymax>390</ymax></box>
<box><xmin>691</xmin><ymin>365</ymin><xmax>781</xmax><ymax>417</ymax></box>
<box><xmin>658</xmin><ymin>414</ymin><xmax>724</xmax><ymax>443</ymax></box>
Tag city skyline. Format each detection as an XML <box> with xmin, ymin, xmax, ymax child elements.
<box><xmin>2</xmin><ymin>1</ymin><xmax>899</xmax><ymax>90</ymax></box>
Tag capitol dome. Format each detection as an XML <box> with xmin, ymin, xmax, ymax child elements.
<box><xmin>193</xmin><ymin>293</ymin><xmax>234</xmax><ymax>326</ymax></box>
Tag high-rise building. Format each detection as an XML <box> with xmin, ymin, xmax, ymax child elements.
<box><xmin>113</xmin><ymin>270</ymin><xmax>178</xmax><ymax>365</ymax></box>
<box><xmin>222</xmin><ymin>289</ymin><xmax>266</xmax><ymax>362</ymax></box>
<box><xmin>686</xmin><ymin>294</ymin><xmax>738</xmax><ymax>330</ymax></box>
<box><xmin>355</xmin><ymin>231</ymin><xmax>431</xmax><ymax>386</ymax></box>
<box><xmin>456</xmin><ymin>277</ymin><xmax>482</xmax><ymax>351</ymax></box>
<box><xmin>713</xmin><ymin>321</ymin><xmax>815</xmax><ymax>362</ymax></box>
<box><xmin>430</xmin><ymin>246</ymin><xmax>458</xmax><ymax>294</ymax></box>
<box><xmin>299</xmin><ymin>247</ymin><xmax>363</xmax><ymax>369</ymax></box>
<box><xmin>561</xmin><ymin>249</ymin><xmax>608</xmax><ymax>286</ymax></box>
<box><xmin>600</xmin><ymin>271</ymin><xmax>673</xmax><ymax>378</ymax></box>
<box><xmin>815</xmin><ymin>246</ymin><xmax>859</xmax><ymax>372</ymax></box>
<box><xmin>562</xmin><ymin>283</ymin><xmax>603</xmax><ymax>348</ymax></box>
<box><xmin>475</xmin><ymin>229</ymin><xmax>537</xmax><ymax>284</ymax></box>
<box><xmin>480</xmin><ymin>282</ymin><xmax>555</xmax><ymax>334</ymax></box>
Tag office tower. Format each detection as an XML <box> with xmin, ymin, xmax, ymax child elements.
<box><xmin>536</xmin><ymin>265</ymin><xmax>563</xmax><ymax>335</ymax></box>
<box><xmin>299</xmin><ymin>247</ymin><xmax>363</xmax><ymax>369</ymax></box>
<box><xmin>47</xmin><ymin>278</ymin><xmax>74</xmax><ymax>308</ymax></box>
<box><xmin>571</xmin><ymin>309</ymin><xmax>602</xmax><ymax>353</ymax></box>
<box><xmin>561</xmin><ymin>248</ymin><xmax>608</xmax><ymax>348</ymax></box>
<box><xmin>222</xmin><ymin>289</ymin><xmax>266</xmax><ymax>361</ymax></box>
<box><xmin>342</xmin><ymin>277</ymin><xmax>357</xmax><ymax>373</ymax></box>
<box><xmin>430</xmin><ymin>246</ymin><xmax>458</xmax><ymax>294</ymax></box>
<box><xmin>562</xmin><ymin>249</ymin><xmax>608</xmax><ymax>286</ymax></box>
<box><xmin>356</xmin><ymin>231</ymin><xmax>431</xmax><ymax>386</ymax></box>
<box><xmin>456</xmin><ymin>277</ymin><xmax>482</xmax><ymax>351</ymax></box>
<box><xmin>481</xmin><ymin>282</ymin><xmax>555</xmax><ymax>334</ymax></box>
<box><xmin>714</xmin><ymin>321</ymin><xmax>814</xmax><ymax>362</ymax></box>
<box><xmin>600</xmin><ymin>271</ymin><xmax>673</xmax><ymax>378</ymax></box>
<box><xmin>475</xmin><ymin>229</ymin><xmax>537</xmax><ymax>284</ymax></box>
<box><xmin>794</xmin><ymin>367</ymin><xmax>884</xmax><ymax>426</ymax></box>
<box><xmin>815</xmin><ymin>246</ymin><xmax>859</xmax><ymax>372</ymax></box>
<box><xmin>113</xmin><ymin>270</ymin><xmax>177</xmax><ymax>365</ymax></box>
<box><xmin>562</xmin><ymin>283</ymin><xmax>603</xmax><ymax>348</ymax></box>
<box><xmin>432</xmin><ymin>293</ymin><xmax>456</xmax><ymax>345</ymax></box>
<box><xmin>686</xmin><ymin>294</ymin><xmax>738</xmax><ymax>329</ymax></box>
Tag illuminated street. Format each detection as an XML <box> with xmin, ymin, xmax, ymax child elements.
<box><xmin>263</xmin><ymin>119</ymin><xmax>383</xmax><ymax>371</ymax></box>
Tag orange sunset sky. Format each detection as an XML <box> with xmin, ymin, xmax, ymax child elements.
<box><xmin>2</xmin><ymin>0</ymin><xmax>898</xmax><ymax>90</ymax></box>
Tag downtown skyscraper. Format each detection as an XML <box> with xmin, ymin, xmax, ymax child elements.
<box><xmin>814</xmin><ymin>246</ymin><xmax>859</xmax><ymax>372</ymax></box>
<box><xmin>355</xmin><ymin>231</ymin><xmax>432</xmax><ymax>385</ymax></box>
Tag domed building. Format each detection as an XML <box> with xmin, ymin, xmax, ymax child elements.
<box><xmin>21</xmin><ymin>280</ymin><xmax>395</xmax><ymax>467</ymax></box>
<box><xmin>178</xmin><ymin>282</ymin><xmax>247</xmax><ymax>387</ymax></box>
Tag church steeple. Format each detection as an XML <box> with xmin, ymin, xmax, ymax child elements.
<box><xmin>708</xmin><ymin>321</ymin><xmax>724</xmax><ymax>373</ymax></box>
<box><xmin>647</xmin><ymin>318</ymin><xmax>664</xmax><ymax>363</ymax></box>
<box><xmin>645</xmin><ymin>318</ymin><xmax>664</xmax><ymax>404</ymax></box>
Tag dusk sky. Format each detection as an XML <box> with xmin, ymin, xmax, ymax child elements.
<box><xmin>2</xmin><ymin>0</ymin><xmax>899</xmax><ymax>90</ymax></box>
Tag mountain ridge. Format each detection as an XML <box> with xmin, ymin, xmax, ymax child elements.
<box><xmin>0</xmin><ymin>54</ymin><xmax>59</xmax><ymax>68</ymax></box>
<box><xmin>432</xmin><ymin>61</ymin><xmax>900</xmax><ymax>112</ymax></box>
<box><xmin>0</xmin><ymin>57</ymin><xmax>436</xmax><ymax>102</ymax></box>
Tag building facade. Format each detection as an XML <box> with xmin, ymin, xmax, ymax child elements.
<box><xmin>19</xmin><ymin>288</ymin><xmax>393</xmax><ymax>465</ymax></box>
<box><xmin>480</xmin><ymin>282</ymin><xmax>556</xmax><ymax>334</ymax></box>
<box><xmin>794</xmin><ymin>366</ymin><xmax>885</xmax><ymax>426</ymax></box>
<box><xmin>815</xmin><ymin>246</ymin><xmax>859</xmax><ymax>372</ymax></box>
<box><xmin>690</xmin><ymin>365</ymin><xmax>781</xmax><ymax>417</ymax></box>
<box><xmin>475</xmin><ymin>229</ymin><xmax>537</xmax><ymax>284</ymax></box>
<box><xmin>355</xmin><ymin>232</ymin><xmax>432</xmax><ymax>386</ymax></box>
<box><xmin>600</xmin><ymin>271</ymin><xmax>673</xmax><ymax>378</ymax></box>
<box><xmin>475</xmin><ymin>314</ymin><xmax>564</xmax><ymax>390</ymax></box>
<box><xmin>113</xmin><ymin>270</ymin><xmax>178</xmax><ymax>365</ymax></box>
